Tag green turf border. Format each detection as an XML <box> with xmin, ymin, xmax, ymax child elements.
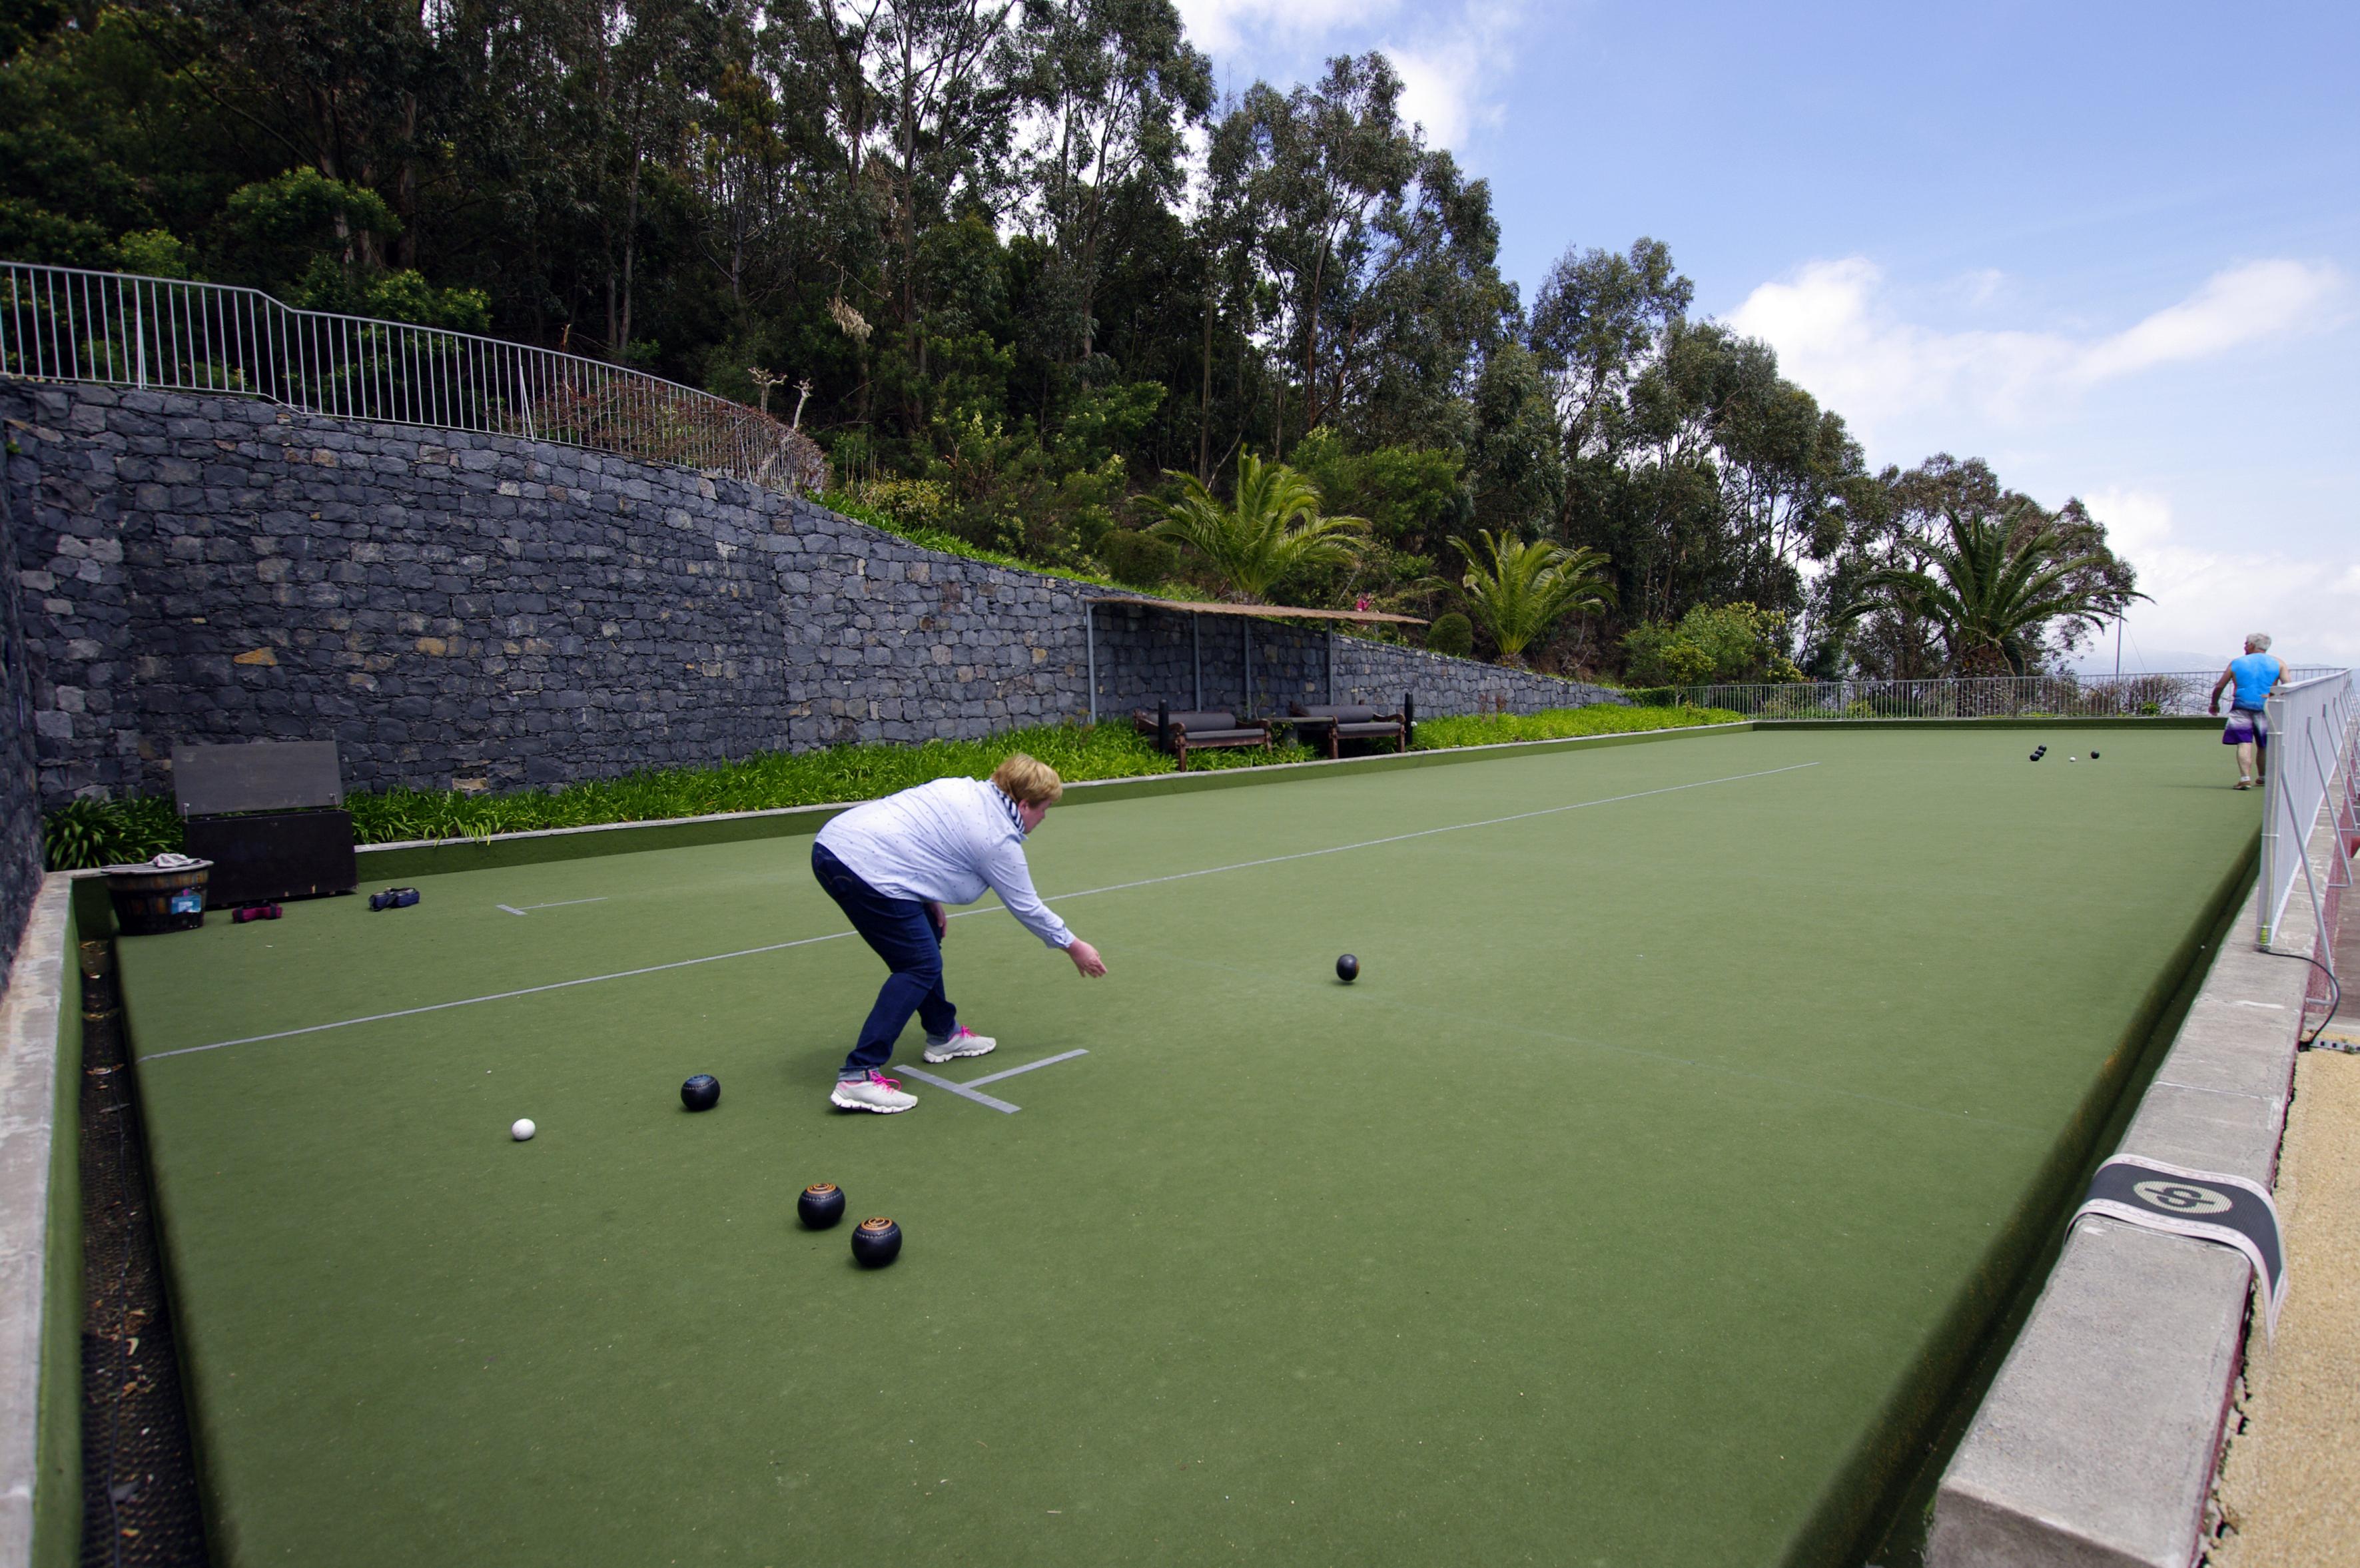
<box><xmin>1792</xmin><ymin>823</ymin><xmax>2262</xmax><ymax>1567</ymax></box>
<box><xmin>1756</xmin><ymin>717</ymin><xmax>2221</xmax><ymax>731</ymax></box>
<box><xmin>1852</xmin><ymin>829</ymin><xmax>2261</xmax><ymax>1565</ymax></box>
<box><xmin>32</xmin><ymin>890</ymin><xmax>83</xmax><ymax>1568</ymax></box>
<box><xmin>349</xmin><ymin>721</ymin><xmax>1759</xmax><ymax>880</ymax></box>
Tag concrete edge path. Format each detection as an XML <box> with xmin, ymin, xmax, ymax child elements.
<box><xmin>0</xmin><ymin>875</ymin><xmax>71</xmax><ymax>1567</ymax></box>
<box><xmin>1929</xmin><ymin>765</ymin><xmax>2346</xmax><ymax>1567</ymax></box>
<box><xmin>2201</xmin><ymin>898</ymin><xmax>2360</xmax><ymax>1566</ymax></box>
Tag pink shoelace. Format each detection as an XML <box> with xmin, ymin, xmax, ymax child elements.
<box><xmin>865</xmin><ymin>1070</ymin><xmax>903</xmax><ymax>1092</ymax></box>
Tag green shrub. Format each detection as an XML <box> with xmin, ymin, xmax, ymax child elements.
<box><xmin>1411</xmin><ymin>703</ymin><xmax>1742</xmax><ymax>749</ymax></box>
<box><xmin>43</xmin><ymin>703</ymin><xmax>1739</xmax><ymax>869</ymax></box>
<box><xmin>1097</xmin><ymin>528</ymin><xmax>1180</xmax><ymax>589</ymax></box>
<box><xmin>1426</xmin><ymin>611</ymin><xmax>1473</xmax><ymax>658</ymax></box>
<box><xmin>1621</xmin><ymin>602</ymin><xmax>1803</xmax><ymax>687</ymax></box>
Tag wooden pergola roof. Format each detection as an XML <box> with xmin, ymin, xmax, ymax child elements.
<box><xmin>1086</xmin><ymin>594</ymin><xmax>1426</xmax><ymax>626</ymax></box>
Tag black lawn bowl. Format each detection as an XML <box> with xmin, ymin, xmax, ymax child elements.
<box><xmin>798</xmin><ymin>1183</ymin><xmax>846</xmax><ymax>1230</ymax></box>
<box><xmin>369</xmin><ymin>887</ymin><xmax>421</xmax><ymax>911</ymax></box>
<box><xmin>1336</xmin><ymin>953</ymin><xmax>1360</xmax><ymax>984</ymax></box>
<box><xmin>852</xmin><ymin>1216</ymin><xmax>903</xmax><ymax>1268</ymax></box>
<box><xmin>2090</xmin><ymin>751</ymin><xmax>2100</xmax><ymax>759</ymax></box>
<box><xmin>680</xmin><ymin>1074</ymin><xmax>721</xmax><ymax>1112</ymax></box>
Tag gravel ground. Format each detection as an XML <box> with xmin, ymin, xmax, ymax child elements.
<box><xmin>2207</xmin><ymin>1022</ymin><xmax>2360</xmax><ymax>1568</ymax></box>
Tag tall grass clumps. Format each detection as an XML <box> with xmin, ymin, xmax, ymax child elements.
<box><xmin>1411</xmin><ymin>703</ymin><xmax>1741</xmax><ymax>750</ymax></box>
<box><xmin>39</xmin><ymin>705</ymin><xmax>1736</xmax><ymax>870</ymax></box>
<box><xmin>42</xmin><ymin>795</ymin><xmax>183</xmax><ymax>871</ymax></box>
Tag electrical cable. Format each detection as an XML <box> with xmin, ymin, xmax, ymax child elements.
<box><xmin>2289</xmin><ymin>950</ymin><xmax>2347</xmax><ymax>1051</ymax></box>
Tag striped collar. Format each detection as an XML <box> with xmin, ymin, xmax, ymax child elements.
<box><xmin>990</xmin><ymin>783</ymin><xmax>1028</xmax><ymax>839</ymax></box>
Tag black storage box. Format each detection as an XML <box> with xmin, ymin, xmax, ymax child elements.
<box><xmin>171</xmin><ymin>740</ymin><xmax>359</xmax><ymax>907</ymax></box>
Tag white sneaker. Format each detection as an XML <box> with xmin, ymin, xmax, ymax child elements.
<box><xmin>923</xmin><ymin>1026</ymin><xmax>997</xmax><ymax>1064</ymax></box>
<box><xmin>830</xmin><ymin>1070</ymin><xmax>917</xmax><ymax>1114</ymax></box>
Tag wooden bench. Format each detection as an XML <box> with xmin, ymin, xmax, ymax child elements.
<box><xmin>1133</xmin><ymin>705</ymin><xmax>1273</xmax><ymax>770</ymax></box>
<box><xmin>1286</xmin><ymin>702</ymin><xmax>1409</xmax><ymax>759</ymax></box>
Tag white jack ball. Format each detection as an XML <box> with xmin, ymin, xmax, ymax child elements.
<box><xmin>511</xmin><ymin>1118</ymin><xmax>536</xmax><ymax>1142</ymax></box>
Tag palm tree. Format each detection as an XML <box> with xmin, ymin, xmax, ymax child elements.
<box><xmin>1146</xmin><ymin>452</ymin><xmax>1365</xmax><ymax>601</ymax></box>
<box><xmin>1843</xmin><ymin>512</ymin><xmax>2143</xmax><ymax>676</ymax></box>
<box><xmin>1441</xmin><ymin>530</ymin><xmax>1616</xmax><ymax>666</ymax></box>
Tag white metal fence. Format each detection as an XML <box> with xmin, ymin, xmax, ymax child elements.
<box><xmin>1637</xmin><ymin>669</ymin><xmax>2345</xmax><ymax>720</ymax></box>
<box><xmin>0</xmin><ymin>260</ymin><xmax>825</xmax><ymax>494</ymax></box>
<box><xmin>2258</xmin><ymin>671</ymin><xmax>2358</xmax><ymax>951</ymax></box>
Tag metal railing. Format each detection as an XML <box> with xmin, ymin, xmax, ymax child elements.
<box><xmin>0</xmin><ymin>260</ymin><xmax>826</xmax><ymax>494</ymax></box>
<box><xmin>1634</xmin><ymin>669</ymin><xmax>2349</xmax><ymax>721</ymax></box>
<box><xmin>2259</xmin><ymin>671</ymin><xmax>2357</xmax><ymax>950</ymax></box>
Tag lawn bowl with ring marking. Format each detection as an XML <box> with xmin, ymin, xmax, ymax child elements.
<box><xmin>1336</xmin><ymin>953</ymin><xmax>1360</xmax><ymax>983</ymax></box>
<box><xmin>680</xmin><ymin>1074</ymin><xmax>721</xmax><ymax>1112</ymax></box>
<box><xmin>797</xmin><ymin>1183</ymin><xmax>846</xmax><ymax>1229</ymax></box>
<box><xmin>851</xmin><ymin>1216</ymin><xmax>902</xmax><ymax>1268</ymax></box>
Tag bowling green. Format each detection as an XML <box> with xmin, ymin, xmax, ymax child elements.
<box><xmin>109</xmin><ymin>722</ymin><xmax>2256</xmax><ymax>1567</ymax></box>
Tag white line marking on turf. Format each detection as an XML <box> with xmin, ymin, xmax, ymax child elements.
<box><xmin>153</xmin><ymin>763</ymin><xmax>1812</xmax><ymax>1061</ymax></box>
<box><xmin>1036</xmin><ymin>763</ymin><xmax>1821</xmax><ymax>906</ymax></box>
<box><xmin>961</xmin><ymin>1048</ymin><xmax>1088</xmax><ymax>1088</ymax></box>
<box><xmin>496</xmin><ymin>905</ymin><xmax>527</xmax><ymax>917</ymax></box>
<box><xmin>889</xmin><ymin>1065</ymin><xmax>1023</xmax><ymax>1114</ymax></box>
<box><xmin>144</xmin><ymin>929</ymin><xmax>868</xmax><ymax>1058</ymax></box>
<box><xmin>498</xmin><ymin>897</ymin><xmax>609</xmax><ymax>916</ymax></box>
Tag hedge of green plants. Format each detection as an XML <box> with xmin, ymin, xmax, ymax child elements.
<box><xmin>42</xmin><ymin>705</ymin><xmax>1740</xmax><ymax>871</ymax></box>
<box><xmin>1409</xmin><ymin>703</ymin><xmax>1739</xmax><ymax>750</ymax></box>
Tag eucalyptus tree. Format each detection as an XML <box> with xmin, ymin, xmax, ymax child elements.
<box><xmin>1015</xmin><ymin>0</ymin><xmax>1210</xmax><ymax>364</ymax></box>
<box><xmin>1146</xmin><ymin>452</ymin><xmax>1366</xmax><ymax>601</ymax></box>
<box><xmin>1464</xmin><ymin>342</ymin><xmax>1565</xmax><ymax>537</ymax></box>
<box><xmin>1220</xmin><ymin>53</ymin><xmax>1511</xmax><ymax>454</ymax></box>
<box><xmin>1527</xmin><ymin>237</ymin><xmax>1691</xmax><ymax>468</ymax></box>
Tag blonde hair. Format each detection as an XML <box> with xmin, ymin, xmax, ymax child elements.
<box><xmin>990</xmin><ymin>753</ymin><xmax>1064</xmax><ymax>806</ymax></box>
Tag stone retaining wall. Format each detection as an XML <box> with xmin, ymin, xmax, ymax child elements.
<box><xmin>0</xmin><ymin>464</ymin><xmax>41</xmax><ymax>988</ymax></box>
<box><xmin>1</xmin><ymin>381</ymin><xmax>1623</xmax><ymax>807</ymax></box>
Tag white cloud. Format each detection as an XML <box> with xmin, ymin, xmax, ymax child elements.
<box><xmin>2078</xmin><ymin>260</ymin><xmax>2341</xmax><ymax>380</ymax></box>
<box><xmin>1387</xmin><ymin>2</ymin><xmax>1527</xmax><ymax>149</ymax></box>
<box><xmin>1173</xmin><ymin>0</ymin><xmax>1391</xmax><ymax>57</ymax></box>
<box><xmin>1727</xmin><ymin>256</ymin><xmax>2347</xmax><ymax>440</ymax></box>
<box><xmin>2083</xmin><ymin>487</ymin><xmax>2360</xmax><ymax>665</ymax></box>
<box><xmin>1730</xmin><ymin>256</ymin><xmax>2358</xmax><ymax>667</ymax></box>
<box><xmin>1176</xmin><ymin>0</ymin><xmax>1531</xmax><ymax>155</ymax></box>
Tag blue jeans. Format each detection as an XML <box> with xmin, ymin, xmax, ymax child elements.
<box><xmin>811</xmin><ymin>843</ymin><xmax>957</xmax><ymax>1080</ymax></box>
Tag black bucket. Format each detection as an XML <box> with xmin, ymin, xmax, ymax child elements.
<box><xmin>105</xmin><ymin>857</ymin><xmax>214</xmax><ymax>936</ymax></box>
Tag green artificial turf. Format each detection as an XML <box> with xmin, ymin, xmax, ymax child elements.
<box><xmin>111</xmin><ymin>727</ymin><xmax>2257</xmax><ymax>1567</ymax></box>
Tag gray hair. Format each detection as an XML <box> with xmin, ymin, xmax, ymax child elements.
<box><xmin>2246</xmin><ymin>633</ymin><xmax>2273</xmax><ymax>652</ymax></box>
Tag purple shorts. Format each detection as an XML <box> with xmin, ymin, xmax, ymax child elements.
<box><xmin>2222</xmin><ymin>709</ymin><xmax>2269</xmax><ymax>747</ymax></box>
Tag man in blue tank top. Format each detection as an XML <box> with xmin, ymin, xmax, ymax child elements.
<box><xmin>2208</xmin><ymin>633</ymin><xmax>2284</xmax><ymax>789</ymax></box>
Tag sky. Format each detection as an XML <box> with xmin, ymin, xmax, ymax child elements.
<box><xmin>1174</xmin><ymin>0</ymin><xmax>2360</xmax><ymax>671</ymax></box>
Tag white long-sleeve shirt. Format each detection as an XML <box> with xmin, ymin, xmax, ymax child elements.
<box><xmin>815</xmin><ymin>777</ymin><xmax>1074</xmax><ymax>949</ymax></box>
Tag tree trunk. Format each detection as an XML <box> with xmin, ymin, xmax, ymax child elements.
<box><xmin>1198</xmin><ymin>283</ymin><xmax>1214</xmax><ymax>484</ymax></box>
